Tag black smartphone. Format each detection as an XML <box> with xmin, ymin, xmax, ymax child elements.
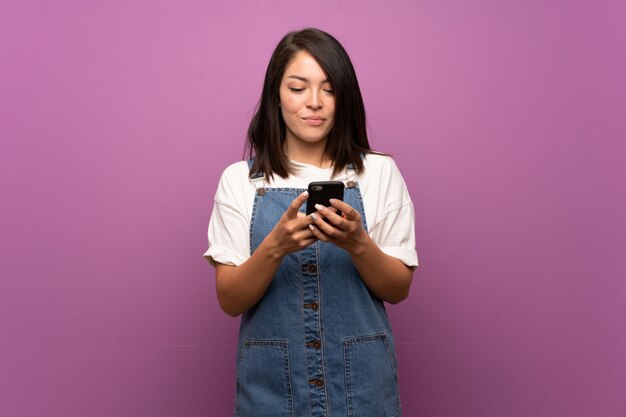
<box><xmin>306</xmin><ymin>181</ymin><xmax>345</xmax><ymax>218</ymax></box>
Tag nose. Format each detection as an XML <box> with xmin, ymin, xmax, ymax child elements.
<box><xmin>306</xmin><ymin>90</ymin><xmax>323</xmax><ymax>110</ymax></box>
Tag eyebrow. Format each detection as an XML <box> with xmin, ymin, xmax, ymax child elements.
<box><xmin>286</xmin><ymin>75</ymin><xmax>330</xmax><ymax>84</ymax></box>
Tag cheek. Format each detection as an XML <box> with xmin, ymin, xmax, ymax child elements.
<box><xmin>279</xmin><ymin>93</ymin><xmax>301</xmax><ymax>114</ymax></box>
<box><xmin>327</xmin><ymin>106</ymin><xmax>336</xmax><ymax>125</ymax></box>
<box><xmin>326</xmin><ymin>98</ymin><xmax>336</xmax><ymax>117</ymax></box>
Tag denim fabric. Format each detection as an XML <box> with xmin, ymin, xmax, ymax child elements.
<box><xmin>235</xmin><ymin>161</ymin><xmax>401</xmax><ymax>417</ymax></box>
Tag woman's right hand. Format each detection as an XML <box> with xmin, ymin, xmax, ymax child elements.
<box><xmin>264</xmin><ymin>191</ymin><xmax>317</xmax><ymax>258</ymax></box>
<box><xmin>215</xmin><ymin>191</ymin><xmax>316</xmax><ymax>316</ymax></box>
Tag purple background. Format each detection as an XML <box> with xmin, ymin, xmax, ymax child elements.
<box><xmin>1</xmin><ymin>0</ymin><xmax>625</xmax><ymax>416</ymax></box>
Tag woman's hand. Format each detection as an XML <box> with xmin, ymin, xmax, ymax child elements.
<box><xmin>308</xmin><ymin>199</ymin><xmax>369</xmax><ymax>256</ymax></box>
<box><xmin>308</xmin><ymin>198</ymin><xmax>413</xmax><ymax>304</ymax></box>
<box><xmin>264</xmin><ymin>191</ymin><xmax>317</xmax><ymax>259</ymax></box>
<box><xmin>215</xmin><ymin>191</ymin><xmax>317</xmax><ymax>317</ymax></box>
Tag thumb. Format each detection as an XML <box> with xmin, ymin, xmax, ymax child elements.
<box><xmin>284</xmin><ymin>191</ymin><xmax>309</xmax><ymax>219</ymax></box>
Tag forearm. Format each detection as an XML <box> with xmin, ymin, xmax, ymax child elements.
<box><xmin>348</xmin><ymin>233</ymin><xmax>413</xmax><ymax>304</ymax></box>
<box><xmin>215</xmin><ymin>237</ymin><xmax>284</xmax><ymax>317</ymax></box>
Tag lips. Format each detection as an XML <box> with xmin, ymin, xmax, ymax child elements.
<box><xmin>301</xmin><ymin>116</ymin><xmax>326</xmax><ymax>126</ymax></box>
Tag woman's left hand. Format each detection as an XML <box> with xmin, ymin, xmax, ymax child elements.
<box><xmin>308</xmin><ymin>199</ymin><xmax>369</xmax><ymax>254</ymax></box>
<box><xmin>310</xmin><ymin>198</ymin><xmax>413</xmax><ymax>304</ymax></box>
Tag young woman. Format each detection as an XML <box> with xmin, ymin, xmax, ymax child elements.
<box><xmin>205</xmin><ymin>28</ymin><xmax>418</xmax><ymax>417</ymax></box>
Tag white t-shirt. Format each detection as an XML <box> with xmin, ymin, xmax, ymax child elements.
<box><xmin>204</xmin><ymin>153</ymin><xmax>418</xmax><ymax>268</ymax></box>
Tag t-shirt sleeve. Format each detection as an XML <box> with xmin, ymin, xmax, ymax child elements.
<box><xmin>368</xmin><ymin>157</ymin><xmax>419</xmax><ymax>269</ymax></box>
<box><xmin>203</xmin><ymin>164</ymin><xmax>251</xmax><ymax>266</ymax></box>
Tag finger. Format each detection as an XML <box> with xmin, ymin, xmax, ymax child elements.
<box><xmin>314</xmin><ymin>204</ymin><xmax>346</xmax><ymax>229</ymax></box>
<box><xmin>292</xmin><ymin>227</ymin><xmax>317</xmax><ymax>245</ymax></box>
<box><xmin>308</xmin><ymin>224</ymin><xmax>332</xmax><ymax>242</ymax></box>
<box><xmin>329</xmin><ymin>199</ymin><xmax>359</xmax><ymax>221</ymax></box>
<box><xmin>299</xmin><ymin>237</ymin><xmax>318</xmax><ymax>248</ymax></box>
<box><xmin>289</xmin><ymin>215</ymin><xmax>314</xmax><ymax>232</ymax></box>
<box><xmin>292</xmin><ymin>227</ymin><xmax>315</xmax><ymax>241</ymax></box>
<box><xmin>311</xmin><ymin>211</ymin><xmax>343</xmax><ymax>238</ymax></box>
<box><xmin>284</xmin><ymin>191</ymin><xmax>309</xmax><ymax>219</ymax></box>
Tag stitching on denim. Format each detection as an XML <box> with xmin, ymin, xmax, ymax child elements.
<box><xmin>385</xmin><ymin>337</ymin><xmax>398</xmax><ymax>372</ymax></box>
<box><xmin>249</xmin><ymin>193</ymin><xmax>260</xmax><ymax>256</ymax></box>
<box><xmin>343</xmin><ymin>334</ymin><xmax>396</xmax><ymax>370</ymax></box>
<box><xmin>315</xmin><ymin>241</ymin><xmax>330</xmax><ymax>416</ymax></box>
<box><xmin>237</xmin><ymin>340</ymin><xmax>292</xmax><ymax>417</ymax></box>
<box><xmin>283</xmin><ymin>341</ymin><xmax>294</xmax><ymax>417</ymax></box>
<box><xmin>350</xmin><ymin>185</ymin><xmax>369</xmax><ymax>233</ymax></box>
<box><xmin>343</xmin><ymin>333</ymin><xmax>401</xmax><ymax>417</ymax></box>
<box><xmin>343</xmin><ymin>339</ymin><xmax>354</xmax><ymax>417</ymax></box>
<box><xmin>344</xmin><ymin>333</ymin><xmax>385</xmax><ymax>344</ymax></box>
<box><xmin>253</xmin><ymin>187</ymin><xmax>306</xmax><ymax>192</ymax></box>
<box><xmin>235</xmin><ymin>345</ymin><xmax>249</xmax><ymax>417</ymax></box>
<box><xmin>297</xmin><ymin>252</ymin><xmax>312</xmax><ymax>417</ymax></box>
<box><xmin>243</xmin><ymin>339</ymin><xmax>287</xmax><ymax>346</ymax></box>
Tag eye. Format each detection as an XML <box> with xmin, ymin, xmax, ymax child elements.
<box><xmin>323</xmin><ymin>89</ymin><xmax>335</xmax><ymax>95</ymax></box>
<box><xmin>289</xmin><ymin>87</ymin><xmax>305</xmax><ymax>93</ymax></box>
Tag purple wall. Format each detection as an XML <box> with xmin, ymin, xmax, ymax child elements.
<box><xmin>1</xmin><ymin>1</ymin><xmax>625</xmax><ymax>416</ymax></box>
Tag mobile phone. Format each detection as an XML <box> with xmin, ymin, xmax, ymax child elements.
<box><xmin>306</xmin><ymin>181</ymin><xmax>345</xmax><ymax>218</ymax></box>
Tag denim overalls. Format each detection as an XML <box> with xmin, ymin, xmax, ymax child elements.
<box><xmin>235</xmin><ymin>161</ymin><xmax>401</xmax><ymax>417</ymax></box>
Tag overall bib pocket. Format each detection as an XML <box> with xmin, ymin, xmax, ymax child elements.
<box><xmin>236</xmin><ymin>340</ymin><xmax>293</xmax><ymax>417</ymax></box>
<box><xmin>343</xmin><ymin>334</ymin><xmax>400</xmax><ymax>417</ymax></box>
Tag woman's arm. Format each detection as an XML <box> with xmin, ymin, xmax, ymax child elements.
<box><xmin>309</xmin><ymin>199</ymin><xmax>413</xmax><ymax>304</ymax></box>
<box><xmin>215</xmin><ymin>191</ymin><xmax>315</xmax><ymax>317</ymax></box>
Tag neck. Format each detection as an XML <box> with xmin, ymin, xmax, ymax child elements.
<box><xmin>283</xmin><ymin>139</ymin><xmax>331</xmax><ymax>168</ymax></box>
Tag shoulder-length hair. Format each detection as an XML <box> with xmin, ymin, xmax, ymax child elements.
<box><xmin>247</xmin><ymin>28</ymin><xmax>372</xmax><ymax>180</ymax></box>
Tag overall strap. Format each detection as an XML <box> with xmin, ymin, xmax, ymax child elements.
<box><xmin>247</xmin><ymin>158</ymin><xmax>264</xmax><ymax>179</ymax></box>
<box><xmin>247</xmin><ymin>158</ymin><xmax>267</xmax><ymax>195</ymax></box>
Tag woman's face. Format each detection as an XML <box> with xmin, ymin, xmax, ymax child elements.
<box><xmin>279</xmin><ymin>51</ymin><xmax>336</xmax><ymax>151</ymax></box>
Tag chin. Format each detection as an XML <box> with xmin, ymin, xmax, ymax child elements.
<box><xmin>301</xmin><ymin>137</ymin><xmax>327</xmax><ymax>145</ymax></box>
<box><xmin>303</xmin><ymin>131</ymin><xmax>332</xmax><ymax>143</ymax></box>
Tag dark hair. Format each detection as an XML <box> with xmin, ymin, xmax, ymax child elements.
<box><xmin>247</xmin><ymin>28</ymin><xmax>372</xmax><ymax>180</ymax></box>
